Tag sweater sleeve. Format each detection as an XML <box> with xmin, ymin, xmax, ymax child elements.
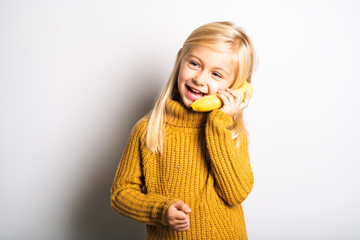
<box><xmin>205</xmin><ymin>109</ymin><xmax>254</xmax><ymax>206</ymax></box>
<box><xmin>110</xmin><ymin>119</ymin><xmax>180</xmax><ymax>226</ymax></box>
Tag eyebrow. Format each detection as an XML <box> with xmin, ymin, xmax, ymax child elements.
<box><xmin>187</xmin><ymin>54</ymin><xmax>230</xmax><ymax>76</ymax></box>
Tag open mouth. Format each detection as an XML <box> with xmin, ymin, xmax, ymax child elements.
<box><xmin>186</xmin><ymin>85</ymin><xmax>207</xmax><ymax>101</ymax></box>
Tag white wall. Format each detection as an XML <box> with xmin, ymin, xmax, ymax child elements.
<box><xmin>1</xmin><ymin>0</ymin><xmax>359</xmax><ymax>239</ymax></box>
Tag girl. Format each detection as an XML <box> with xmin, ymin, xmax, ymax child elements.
<box><xmin>111</xmin><ymin>21</ymin><xmax>256</xmax><ymax>239</ymax></box>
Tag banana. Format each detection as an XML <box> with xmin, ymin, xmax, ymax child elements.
<box><xmin>191</xmin><ymin>81</ymin><xmax>253</xmax><ymax>112</ymax></box>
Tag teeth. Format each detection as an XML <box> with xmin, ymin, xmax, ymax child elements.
<box><xmin>190</xmin><ymin>87</ymin><xmax>202</xmax><ymax>94</ymax></box>
<box><xmin>188</xmin><ymin>90</ymin><xmax>203</xmax><ymax>100</ymax></box>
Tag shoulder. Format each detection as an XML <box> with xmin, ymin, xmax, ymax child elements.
<box><xmin>132</xmin><ymin>116</ymin><xmax>149</xmax><ymax>135</ymax></box>
<box><xmin>127</xmin><ymin>116</ymin><xmax>150</xmax><ymax>144</ymax></box>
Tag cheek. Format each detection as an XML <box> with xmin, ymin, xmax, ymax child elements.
<box><xmin>179</xmin><ymin>67</ymin><xmax>195</xmax><ymax>81</ymax></box>
<box><xmin>180</xmin><ymin>73</ymin><xmax>189</xmax><ymax>83</ymax></box>
<box><xmin>208</xmin><ymin>81</ymin><xmax>227</xmax><ymax>95</ymax></box>
<box><xmin>178</xmin><ymin>68</ymin><xmax>185</xmax><ymax>83</ymax></box>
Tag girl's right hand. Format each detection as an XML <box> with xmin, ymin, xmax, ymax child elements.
<box><xmin>167</xmin><ymin>201</ymin><xmax>191</xmax><ymax>231</ymax></box>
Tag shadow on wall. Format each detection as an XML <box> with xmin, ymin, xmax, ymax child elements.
<box><xmin>69</xmin><ymin>77</ymin><xmax>161</xmax><ymax>240</ymax></box>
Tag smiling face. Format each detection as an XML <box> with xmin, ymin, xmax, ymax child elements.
<box><xmin>177</xmin><ymin>46</ymin><xmax>236</xmax><ymax>108</ymax></box>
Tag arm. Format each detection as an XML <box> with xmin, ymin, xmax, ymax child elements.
<box><xmin>110</xmin><ymin>119</ymin><xmax>180</xmax><ymax>226</ymax></box>
<box><xmin>205</xmin><ymin>109</ymin><xmax>254</xmax><ymax>206</ymax></box>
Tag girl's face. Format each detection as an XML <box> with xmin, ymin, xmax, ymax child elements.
<box><xmin>177</xmin><ymin>46</ymin><xmax>236</xmax><ymax>108</ymax></box>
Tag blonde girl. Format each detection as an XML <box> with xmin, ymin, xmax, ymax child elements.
<box><xmin>111</xmin><ymin>21</ymin><xmax>256</xmax><ymax>239</ymax></box>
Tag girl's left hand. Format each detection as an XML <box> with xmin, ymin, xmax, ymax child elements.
<box><xmin>217</xmin><ymin>89</ymin><xmax>250</xmax><ymax>117</ymax></box>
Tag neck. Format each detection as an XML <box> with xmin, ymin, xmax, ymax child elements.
<box><xmin>165</xmin><ymin>99</ymin><xmax>207</xmax><ymax>127</ymax></box>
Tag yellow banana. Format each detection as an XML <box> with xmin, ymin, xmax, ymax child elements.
<box><xmin>191</xmin><ymin>81</ymin><xmax>253</xmax><ymax>112</ymax></box>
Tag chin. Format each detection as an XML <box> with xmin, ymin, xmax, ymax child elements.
<box><xmin>180</xmin><ymin>96</ymin><xmax>193</xmax><ymax>108</ymax></box>
<box><xmin>183</xmin><ymin>101</ymin><xmax>192</xmax><ymax>108</ymax></box>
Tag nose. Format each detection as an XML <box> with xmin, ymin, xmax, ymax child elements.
<box><xmin>193</xmin><ymin>71</ymin><xmax>207</xmax><ymax>86</ymax></box>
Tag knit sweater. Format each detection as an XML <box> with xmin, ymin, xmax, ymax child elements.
<box><xmin>110</xmin><ymin>99</ymin><xmax>254</xmax><ymax>239</ymax></box>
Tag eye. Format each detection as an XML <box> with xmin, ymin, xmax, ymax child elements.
<box><xmin>212</xmin><ymin>72</ymin><xmax>223</xmax><ymax>78</ymax></box>
<box><xmin>189</xmin><ymin>61</ymin><xmax>200</xmax><ymax>68</ymax></box>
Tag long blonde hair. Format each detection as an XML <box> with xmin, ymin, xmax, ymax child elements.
<box><xmin>145</xmin><ymin>21</ymin><xmax>257</xmax><ymax>154</ymax></box>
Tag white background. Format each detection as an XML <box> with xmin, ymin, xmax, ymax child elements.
<box><xmin>1</xmin><ymin>0</ymin><xmax>360</xmax><ymax>239</ymax></box>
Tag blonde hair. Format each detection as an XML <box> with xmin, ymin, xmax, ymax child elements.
<box><xmin>145</xmin><ymin>21</ymin><xmax>257</xmax><ymax>154</ymax></box>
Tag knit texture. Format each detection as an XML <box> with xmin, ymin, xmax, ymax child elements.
<box><xmin>110</xmin><ymin>99</ymin><xmax>254</xmax><ymax>239</ymax></box>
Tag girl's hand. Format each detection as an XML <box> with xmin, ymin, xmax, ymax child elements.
<box><xmin>167</xmin><ymin>201</ymin><xmax>191</xmax><ymax>231</ymax></box>
<box><xmin>217</xmin><ymin>89</ymin><xmax>250</xmax><ymax>117</ymax></box>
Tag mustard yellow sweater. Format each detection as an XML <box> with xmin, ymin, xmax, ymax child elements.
<box><xmin>110</xmin><ymin>99</ymin><xmax>254</xmax><ymax>239</ymax></box>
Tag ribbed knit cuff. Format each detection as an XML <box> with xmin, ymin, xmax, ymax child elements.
<box><xmin>207</xmin><ymin>109</ymin><xmax>233</xmax><ymax>128</ymax></box>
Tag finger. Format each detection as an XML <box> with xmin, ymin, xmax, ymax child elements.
<box><xmin>239</xmin><ymin>91</ymin><xmax>250</xmax><ymax>109</ymax></box>
<box><xmin>169</xmin><ymin>217</ymin><xmax>188</xmax><ymax>226</ymax></box>
<box><xmin>170</xmin><ymin>221</ymin><xmax>188</xmax><ymax>227</ymax></box>
<box><xmin>223</xmin><ymin>89</ymin><xmax>237</xmax><ymax>106</ymax></box>
<box><xmin>238</xmin><ymin>101</ymin><xmax>249</xmax><ymax>113</ymax></box>
<box><xmin>171</xmin><ymin>214</ymin><xmax>188</xmax><ymax>221</ymax></box>
<box><xmin>176</xmin><ymin>223</ymin><xmax>190</xmax><ymax>231</ymax></box>
<box><xmin>221</xmin><ymin>90</ymin><xmax>234</xmax><ymax>101</ymax></box>
<box><xmin>173</xmin><ymin>201</ymin><xmax>191</xmax><ymax>214</ymax></box>
<box><xmin>175</xmin><ymin>212</ymin><xmax>189</xmax><ymax>222</ymax></box>
<box><xmin>217</xmin><ymin>91</ymin><xmax>232</xmax><ymax>106</ymax></box>
<box><xmin>168</xmin><ymin>208</ymin><xmax>183</xmax><ymax>220</ymax></box>
<box><xmin>179</xmin><ymin>203</ymin><xmax>191</xmax><ymax>214</ymax></box>
<box><xmin>174</xmin><ymin>211</ymin><xmax>187</xmax><ymax>220</ymax></box>
<box><xmin>226</xmin><ymin>89</ymin><xmax>242</xmax><ymax>110</ymax></box>
<box><xmin>175</xmin><ymin>221</ymin><xmax>189</xmax><ymax>228</ymax></box>
<box><xmin>232</xmin><ymin>89</ymin><xmax>249</xmax><ymax>111</ymax></box>
<box><xmin>177</xmin><ymin>226</ymin><xmax>190</xmax><ymax>232</ymax></box>
<box><xmin>226</xmin><ymin>89</ymin><xmax>241</xmax><ymax>103</ymax></box>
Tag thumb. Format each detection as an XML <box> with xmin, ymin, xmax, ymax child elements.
<box><xmin>174</xmin><ymin>201</ymin><xmax>191</xmax><ymax>214</ymax></box>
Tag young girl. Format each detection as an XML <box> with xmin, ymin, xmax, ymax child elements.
<box><xmin>111</xmin><ymin>21</ymin><xmax>256</xmax><ymax>239</ymax></box>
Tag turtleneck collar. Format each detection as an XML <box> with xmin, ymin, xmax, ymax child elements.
<box><xmin>165</xmin><ymin>99</ymin><xmax>208</xmax><ymax>128</ymax></box>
